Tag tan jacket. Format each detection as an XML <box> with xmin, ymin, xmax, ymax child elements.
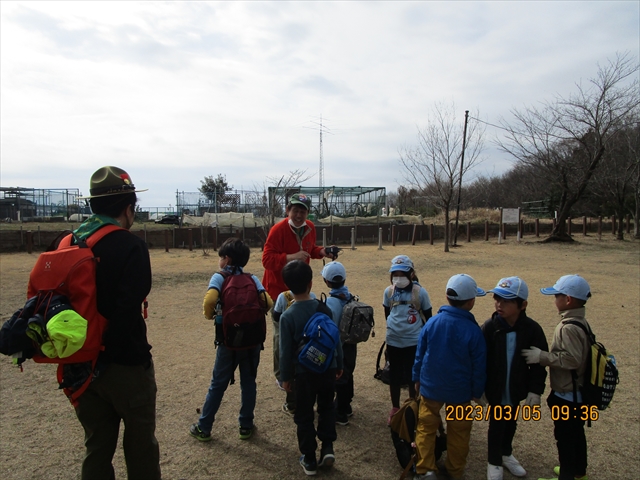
<box><xmin>539</xmin><ymin>308</ymin><xmax>590</xmax><ymax>394</ymax></box>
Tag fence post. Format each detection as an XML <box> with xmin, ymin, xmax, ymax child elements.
<box><xmin>378</xmin><ymin>227</ymin><xmax>383</xmax><ymax>250</ymax></box>
<box><xmin>391</xmin><ymin>225</ymin><xmax>396</xmax><ymax>246</ymax></box>
<box><xmin>37</xmin><ymin>225</ymin><xmax>41</xmax><ymax>246</ymax></box>
<box><xmin>583</xmin><ymin>216</ymin><xmax>587</xmax><ymax>236</ymax></box>
<box><xmin>350</xmin><ymin>228</ymin><xmax>356</xmax><ymax>250</ymax></box>
<box><xmin>144</xmin><ymin>223</ymin><xmax>147</xmax><ymax>244</ymax></box>
<box><xmin>188</xmin><ymin>229</ymin><xmax>193</xmax><ymax>251</ymax></box>
<box><xmin>611</xmin><ymin>215</ymin><xmax>616</xmax><ymax>234</ymax></box>
<box><xmin>535</xmin><ymin>218</ymin><xmax>539</xmax><ymax>237</ymax></box>
<box><xmin>322</xmin><ymin>228</ymin><xmax>327</xmax><ymax>248</ymax></box>
<box><xmin>502</xmin><ymin>223</ymin><xmax>506</xmax><ymax>240</ymax></box>
<box><xmin>567</xmin><ymin>217</ymin><xmax>572</xmax><ymax>236</ymax></box>
<box><xmin>466</xmin><ymin>222</ymin><xmax>471</xmax><ymax>242</ymax></box>
<box><xmin>484</xmin><ymin>220</ymin><xmax>489</xmax><ymax>241</ymax></box>
<box><xmin>598</xmin><ymin>216</ymin><xmax>602</xmax><ymax>240</ymax></box>
<box><xmin>626</xmin><ymin>214</ymin><xmax>631</xmax><ymax>234</ymax></box>
<box><xmin>26</xmin><ymin>231</ymin><xmax>33</xmax><ymax>254</ymax></box>
<box><xmin>430</xmin><ymin>224</ymin><xmax>434</xmax><ymax>245</ymax></box>
<box><xmin>411</xmin><ymin>224</ymin><xmax>417</xmax><ymax>245</ymax></box>
<box><xmin>164</xmin><ymin>229</ymin><xmax>170</xmax><ymax>252</ymax></box>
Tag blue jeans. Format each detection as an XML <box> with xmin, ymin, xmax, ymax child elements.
<box><xmin>198</xmin><ymin>344</ymin><xmax>262</xmax><ymax>433</ymax></box>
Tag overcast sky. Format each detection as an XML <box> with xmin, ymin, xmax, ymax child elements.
<box><xmin>1</xmin><ymin>1</ymin><xmax>638</xmax><ymax>208</ymax></box>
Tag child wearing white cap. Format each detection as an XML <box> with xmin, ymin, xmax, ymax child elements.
<box><xmin>522</xmin><ymin>275</ymin><xmax>592</xmax><ymax>480</ymax></box>
<box><xmin>412</xmin><ymin>274</ymin><xmax>486</xmax><ymax>480</ymax></box>
<box><xmin>482</xmin><ymin>277</ymin><xmax>548</xmax><ymax>480</ymax></box>
<box><xmin>382</xmin><ymin>255</ymin><xmax>433</xmax><ymax>425</ymax></box>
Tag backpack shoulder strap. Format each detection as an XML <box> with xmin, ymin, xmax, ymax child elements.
<box><xmin>283</xmin><ymin>290</ymin><xmax>295</xmax><ymax>309</ymax></box>
<box><xmin>85</xmin><ymin>224</ymin><xmax>125</xmax><ymax>248</ymax></box>
<box><xmin>564</xmin><ymin>320</ymin><xmax>595</xmax><ymax>342</ymax></box>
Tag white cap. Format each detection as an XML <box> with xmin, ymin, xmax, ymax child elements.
<box><xmin>446</xmin><ymin>274</ymin><xmax>486</xmax><ymax>301</ymax></box>
<box><xmin>389</xmin><ymin>255</ymin><xmax>414</xmax><ymax>273</ymax></box>
<box><xmin>321</xmin><ymin>261</ymin><xmax>346</xmax><ymax>282</ymax></box>
<box><xmin>488</xmin><ymin>276</ymin><xmax>529</xmax><ymax>300</ymax></box>
<box><xmin>540</xmin><ymin>275</ymin><xmax>591</xmax><ymax>301</ymax></box>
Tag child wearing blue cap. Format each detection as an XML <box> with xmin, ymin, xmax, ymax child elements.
<box><xmin>412</xmin><ymin>273</ymin><xmax>487</xmax><ymax>480</ymax></box>
<box><xmin>382</xmin><ymin>255</ymin><xmax>432</xmax><ymax>425</ymax></box>
<box><xmin>522</xmin><ymin>275</ymin><xmax>592</xmax><ymax>480</ymax></box>
<box><xmin>482</xmin><ymin>277</ymin><xmax>548</xmax><ymax>480</ymax></box>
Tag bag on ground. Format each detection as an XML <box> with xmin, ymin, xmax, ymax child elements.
<box><xmin>374</xmin><ymin>341</ymin><xmax>391</xmax><ymax>385</ymax></box>
<box><xmin>567</xmin><ymin>320</ymin><xmax>619</xmax><ymax>410</ymax></box>
<box><xmin>219</xmin><ymin>271</ymin><xmax>268</xmax><ymax>350</ymax></box>
<box><xmin>297</xmin><ymin>300</ymin><xmax>341</xmax><ymax>374</ymax></box>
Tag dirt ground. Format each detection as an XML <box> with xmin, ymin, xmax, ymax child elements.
<box><xmin>0</xmin><ymin>235</ymin><xmax>638</xmax><ymax>480</ymax></box>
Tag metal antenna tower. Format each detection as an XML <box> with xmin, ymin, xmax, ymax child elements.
<box><xmin>303</xmin><ymin>116</ymin><xmax>333</xmax><ymax>213</ymax></box>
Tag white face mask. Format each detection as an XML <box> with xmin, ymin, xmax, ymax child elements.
<box><xmin>392</xmin><ymin>276</ymin><xmax>411</xmax><ymax>289</ymax></box>
<box><xmin>288</xmin><ymin>218</ymin><xmax>305</xmax><ymax>229</ymax></box>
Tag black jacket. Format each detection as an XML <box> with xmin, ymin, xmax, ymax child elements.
<box><xmin>92</xmin><ymin>229</ymin><xmax>153</xmax><ymax>366</ymax></box>
<box><xmin>481</xmin><ymin>311</ymin><xmax>548</xmax><ymax>405</ymax></box>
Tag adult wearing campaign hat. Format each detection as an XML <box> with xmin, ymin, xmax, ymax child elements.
<box><xmin>262</xmin><ymin>193</ymin><xmax>337</xmax><ymax>416</ymax></box>
<box><xmin>73</xmin><ymin>166</ymin><xmax>161</xmax><ymax>479</ymax></box>
<box><xmin>412</xmin><ymin>273</ymin><xmax>486</xmax><ymax>480</ymax></box>
<box><xmin>482</xmin><ymin>277</ymin><xmax>548</xmax><ymax>480</ymax></box>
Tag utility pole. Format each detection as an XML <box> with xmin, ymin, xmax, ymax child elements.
<box><xmin>453</xmin><ymin>110</ymin><xmax>469</xmax><ymax>247</ymax></box>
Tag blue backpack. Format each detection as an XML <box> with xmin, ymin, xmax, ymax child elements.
<box><xmin>297</xmin><ymin>301</ymin><xmax>341</xmax><ymax>374</ymax></box>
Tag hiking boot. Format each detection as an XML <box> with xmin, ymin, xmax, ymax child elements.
<box><xmin>336</xmin><ymin>412</ymin><xmax>350</xmax><ymax>426</ymax></box>
<box><xmin>239</xmin><ymin>425</ymin><xmax>253</xmax><ymax>440</ymax></box>
<box><xmin>299</xmin><ymin>454</ymin><xmax>317</xmax><ymax>476</ymax></box>
<box><xmin>487</xmin><ymin>464</ymin><xmax>503</xmax><ymax>480</ymax></box>
<box><xmin>502</xmin><ymin>455</ymin><xmax>526</xmax><ymax>477</ymax></box>
<box><xmin>282</xmin><ymin>403</ymin><xmax>295</xmax><ymax>416</ymax></box>
<box><xmin>319</xmin><ymin>443</ymin><xmax>335</xmax><ymax>468</ymax></box>
<box><xmin>387</xmin><ymin>407</ymin><xmax>400</xmax><ymax>426</ymax></box>
<box><xmin>414</xmin><ymin>472</ymin><xmax>437</xmax><ymax>480</ymax></box>
<box><xmin>189</xmin><ymin>424</ymin><xmax>211</xmax><ymax>442</ymax></box>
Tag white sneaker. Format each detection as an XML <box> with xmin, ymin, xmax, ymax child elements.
<box><xmin>502</xmin><ymin>455</ymin><xmax>526</xmax><ymax>477</ymax></box>
<box><xmin>414</xmin><ymin>472</ymin><xmax>437</xmax><ymax>480</ymax></box>
<box><xmin>487</xmin><ymin>464</ymin><xmax>503</xmax><ymax>480</ymax></box>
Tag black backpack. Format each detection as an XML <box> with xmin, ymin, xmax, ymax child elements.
<box><xmin>566</xmin><ymin>321</ymin><xmax>619</xmax><ymax>411</ymax></box>
<box><xmin>374</xmin><ymin>341</ymin><xmax>391</xmax><ymax>385</ymax></box>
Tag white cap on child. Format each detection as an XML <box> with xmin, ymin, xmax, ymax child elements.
<box><xmin>540</xmin><ymin>274</ymin><xmax>591</xmax><ymax>301</ymax></box>
<box><xmin>488</xmin><ymin>276</ymin><xmax>529</xmax><ymax>300</ymax></box>
<box><xmin>321</xmin><ymin>261</ymin><xmax>346</xmax><ymax>282</ymax></box>
<box><xmin>446</xmin><ymin>274</ymin><xmax>486</xmax><ymax>301</ymax></box>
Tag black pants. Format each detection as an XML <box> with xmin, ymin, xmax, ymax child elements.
<box><xmin>487</xmin><ymin>408</ymin><xmax>517</xmax><ymax>466</ymax></box>
<box><xmin>335</xmin><ymin>343</ymin><xmax>357</xmax><ymax>415</ymax></box>
<box><xmin>547</xmin><ymin>393</ymin><xmax>587</xmax><ymax>479</ymax></box>
<box><xmin>294</xmin><ymin>369</ymin><xmax>337</xmax><ymax>458</ymax></box>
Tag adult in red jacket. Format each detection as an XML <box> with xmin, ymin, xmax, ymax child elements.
<box><xmin>262</xmin><ymin>193</ymin><xmax>334</xmax><ymax>300</ymax></box>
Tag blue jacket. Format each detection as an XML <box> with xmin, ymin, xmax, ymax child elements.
<box><xmin>412</xmin><ymin>305</ymin><xmax>486</xmax><ymax>404</ymax></box>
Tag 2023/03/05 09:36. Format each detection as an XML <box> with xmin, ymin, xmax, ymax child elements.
<box><xmin>445</xmin><ymin>404</ymin><xmax>541</xmax><ymax>422</ymax></box>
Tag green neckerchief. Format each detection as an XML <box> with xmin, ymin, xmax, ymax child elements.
<box><xmin>73</xmin><ymin>214</ymin><xmax>121</xmax><ymax>241</ymax></box>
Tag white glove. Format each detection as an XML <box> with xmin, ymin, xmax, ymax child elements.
<box><xmin>475</xmin><ymin>394</ymin><xmax>488</xmax><ymax>407</ymax></box>
<box><xmin>521</xmin><ymin>346</ymin><xmax>542</xmax><ymax>364</ymax></box>
<box><xmin>524</xmin><ymin>392</ymin><xmax>541</xmax><ymax>406</ymax></box>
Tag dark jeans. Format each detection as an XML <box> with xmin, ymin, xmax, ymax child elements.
<box><xmin>487</xmin><ymin>408</ymin><xmax>517</xmax><ymax>465</ymax></box>
<box><xmin>198</xmin><ymin>344</ymin><xmax>261</xmax><ymax>432</ymax></box>
<box><xmin>75</xmin><ymin>361</ymin><xmax>161</xmax><ymax>480</ymax></box>
<box><xmin>294</xmin><ymin>369</ymin><xmax>337</xmax><ymax>458</ymax></box>
<box><xmin>335</xmin><ymin>343</ymin><xmax>357</xmax><ymax>415</ymax></box>
<box><xmin>547</xmin><ymin>393</ymin><xmax>587</xmax><ymax>479</ymax></box>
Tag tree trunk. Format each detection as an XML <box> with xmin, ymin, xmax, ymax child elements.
<box><xmin>444</xmin><ymin>210</ymin><xmax>450</xmax><ymax>252</ymax></box>
<box><xmin>545</xmin><ymin>208</ymin><xmax>574</xmax><ymax>242</ymax></box>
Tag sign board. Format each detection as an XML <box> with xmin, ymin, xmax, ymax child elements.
<box><xmin>501</xmin><ymin>208</ymin><xmax>520</xmax><ymax>224</ymax></box>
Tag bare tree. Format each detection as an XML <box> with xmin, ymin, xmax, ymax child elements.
<box><xmin>498</xmin><ymin>53</ymin><xmax>639</xmax><ymax>241</ymax></box>
<box><xmin>399</xmin><ymin>103</ymin><xmax>485</xmax><ymax>252</ymax></box>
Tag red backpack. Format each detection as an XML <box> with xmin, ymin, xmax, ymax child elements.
<box><xmin>219</xmin><ymin>271</ymin><xmax>267</xmax><ymax>350</ymax></box>
<box><xmin>27</xmin><ymin>224</ymin><xmax>123</xmax><ymax>405</ymax></box>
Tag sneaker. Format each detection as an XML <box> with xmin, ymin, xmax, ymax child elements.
<box><xmin>239</xmin><ymin>425</ymin><xmax>253</xmax><ymax>440</ymax></box>
<box><xmin>319</xmin><ymin>443</ymin><xmax>335</xmax><ymax>468</ymax></box>
<box><xmin>547</xmin><ymin>467</ymin><xmax>587</xmax><ymax>480</ymax></box>
<box><xmin>336</xmin><ymin>412</ymin><xmax>350</xmax><ymax>426</ymax></box>
<box><xmin>299</xmin><ymin>455</ymin><xmax>318</xmax><ymax>476</ymax></box>
<box><xmin>502</xmin><ymin>455</ymin><xmax>526</xmax><ymax>477</ymax></box>
<box><xmin>487</xmin><ymin>463</ymin><xmax>503</xmax><ymax>480</ymax></box>
<box><xmin>275</xmin><ymin>379</ymin><xmax>285</xmax><ymax>391</ymax></box>
<box><xmin>414</xmin><ymin>472</ymin><xmax>437</xmax><ymax>479</ymax></box>
<box><xmin>189</xmin><ymin>424</ymin><xmax>211</xmax><ymax>442</ymax></box>
<box><xmin>387</xmin><ymin>407</ymin><xmax>400</xmax><ymax>426</ymax></box>
<box><xmin>282</xmin><ymin>403</ymin><xmax>295</xmax><ymax>417</ymax></box>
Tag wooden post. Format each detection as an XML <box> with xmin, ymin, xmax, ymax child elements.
<box><xmin>164</xmin><ymin>229</ymin><xmax>170</xmax><ymax>252</ymax></box>
<box><xmin>411</xmin><ymin>224</ymin><xmax>417</xmax><ymax>245</ymax></box>
<box><xmin>391</xmin><ymin>225</ymin><xmax>396</xmax><ymax>247</ymax></box>
<box><xmin>535</xmin><ymin>218</ymin><xmax>539</xmax><ymax>237</ymax></box>
<box><xmin>466</xmin><ymin>222</ymin><xmax>471</xmax><ymax>242</ymax></box>
<box><xmin>611</xmin><ymin>215</ymin><xmax>616</xmax><ymax>234</ymax></box>
<box><xmin>502</xmin><ymin>223</ymin><xmax>506</xmax><ymax>240</ymax></box>
<box><xmin>583</xmin><ymin>216</ymin><xmax>587</xmax><ymax>236</ymax></box>
<box><xmin>322</xmin><ymin>228</ymin><xmax>327</xmax><ymax>248</ymax></box>
<box><xmin>188</xmin><ymin>229</ymin><xmax>193</xmax><ymax>251</ymax></box>
<box><xmin>378</xmin><ymin>227</ymin><xmax>383</xmax><ymax>250</ymax></box>
<box><xmin>26</xmin><ymin>231</ymin><xmax>33</xmax><ymax>254</ymax></box>
<box><xmin>37</xmin><ymin>225</ymin><xmax>41</xmax><ymax>246</ymax></box>
<box><xmin>429</xmin><ymin>224</ymin><xmax>434</xmax><ymax>245</ymax></box>
<box><xmin>626</xmin><ymin>214</ymin><xmax>631</xmax><ymax>234</ymax></box>
<box><xmin>567</xmin><ymin>217</ymin><xmax>572</xmax><ymax>236</ymax></box>
<box><xmin>598</xmin><ymin>216</ymin><xmax>602</xmax><ymax>239</ymax></box>
<box><xmin>484</xmin><ymin>220</ymin><xmax>489</xmax><ymax>241</ymax></box>
<box><xmin>350</xmin><ymin>228</ymin><xmax>356</xmax><ymax>250</ymax></box>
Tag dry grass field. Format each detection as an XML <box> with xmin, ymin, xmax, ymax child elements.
<box><xmin>0</xmin><ymin>235</ymin><xmax>638</xmax><ymax>480</ymax></box>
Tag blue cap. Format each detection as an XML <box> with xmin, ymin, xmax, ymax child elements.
<box><xmin>322</xmin><ymin>261</ymin><xmax>346</xmax><ymax>282</ymax></box>
<box><xmin>389</xmin><ymin>255</ymin><xmax>414</xmax><ymax>273</ymax></box>
<box><xmin>446</xmin><ymin>274</ymin><xmax>486</xmax><ymax>301</ymax></box>
<box><xmin>540</xmin><ymin>275</ymin><xmax>591</xmax><ymax>301</ymax></box>
<box><xmin>488</xmin><ymin>276</ymin><xmax>529</xmax><ymax>300</ymax></box>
